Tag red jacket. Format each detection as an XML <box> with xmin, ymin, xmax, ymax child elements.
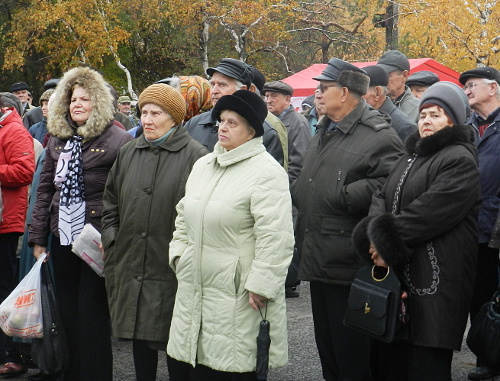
<box><xmin>0</xmin><ymin>107</ymin><xmax>35</xmax><ymax>233</ymax></box>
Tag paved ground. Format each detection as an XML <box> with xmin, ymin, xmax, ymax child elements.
<box><xmin>10</xmin><ymin>282</ymin><xmax>481</xmax><ymax>380</ymax></box>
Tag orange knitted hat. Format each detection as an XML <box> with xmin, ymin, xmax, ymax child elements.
<box><xmin>138</xmin><ymin>84</ymin><xmax>186</xmax><ymax>125</ymax></box>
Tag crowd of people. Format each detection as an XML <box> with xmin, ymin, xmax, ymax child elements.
<box><xmin>0</xmin><ymin>49</ymin><xmax>499</xmax><ymax>381</ymax></box>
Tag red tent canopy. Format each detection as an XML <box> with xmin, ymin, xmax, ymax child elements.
<box><xmin>282</xmin><ymin>58</ymin><xmax>461</xmax><ymax>97</ymax></box>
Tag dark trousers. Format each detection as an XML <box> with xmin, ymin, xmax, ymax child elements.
<box><xmin>286</xmin><ymin>208</ymin><xmax>300</xmax><ymax>289</ymax></box>
<box><xmin>133</xmin><ymin>339</ymin><xmax>165</xmax><ymax>381</ymax></box>
<box><xmin>0</xmin><ymin>233</ymin><xmax>22</xmax><ymax>364</ymax></box>
<box><xmin>285</xmin><ymin>248</ymin><xmax>300</xmax><ymax>288</ymax></box>
<box><xmin>167</xmin><ymin>357</ymin><xmax>257</xmax><ymax>381</ymax></box>
<box><xmin>310</xmin><ymin>281</ymin><xmax>373</xmax><ymax>381</ymax></box>
<box><xmin>50</xmin><ymin>237</ymin><xmax>112</xmax><ymax>381</ymax></box>
<box><xmin>371</xmin><ymin>340</ymin><xmax>452</xmax><ymax>381</ymax></box>
<box><xmin>470</xmin><ymin>243</ymin><xmax>499</xmax><ymax>367</ymax></box>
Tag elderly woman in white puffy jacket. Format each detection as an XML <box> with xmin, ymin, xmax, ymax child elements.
<box><xmin>167</xmin><ymin>90</ymin><xmax>294</xmax><ymax>381</ymax></box>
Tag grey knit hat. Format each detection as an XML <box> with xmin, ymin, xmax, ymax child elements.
<box><xmin>0</xmin><ymin>92</ymin><xmax>23</xmax><ymax>116</ymax></box>
<box><xmin>419</xmin><ymin>82</ymin><xmax>471</xmax><ymax>125</ymax></box>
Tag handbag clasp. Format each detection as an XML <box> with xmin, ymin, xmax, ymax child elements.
<box><xmin>364</xmin><ymin>303</ymin><xmax>371</xmax><ymax>314</ymax></box>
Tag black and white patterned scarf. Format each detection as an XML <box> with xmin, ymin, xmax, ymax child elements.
<box><xmin>54</xmin><ymin>135</ymin><xmax>86</xmax><ymax>245</ymax></box>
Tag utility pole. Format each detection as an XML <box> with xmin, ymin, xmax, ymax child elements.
<box><xmin>386</xmin><ymin>1</ymin><xmax>399</xmax><ymax>50</ymax></box>
<box><xmin>373</xmin><ymin>1</ymin><xmax>399</xmax><ymax>50</ymax></box>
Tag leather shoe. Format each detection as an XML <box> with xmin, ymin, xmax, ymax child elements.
<box><xmin>0</xmin><ymin>362</ymin><xmax>28</xmax><ymax>377</ymax></box>
<box><xmin>468</xmin><ymin>366</ymin><xmax>500</xmax><ymax>380</ymax></box>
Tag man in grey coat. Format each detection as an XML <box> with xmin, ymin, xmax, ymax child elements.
<box><xmin>291</xmin><ymin>58</ymin><xmax>404</xmax><ymax>381</ymax></box>
<box><xmin>362</xmin><ymin>65</ymin><xmax>417</xmax><ymax>143</ymax></box>
<box><xmin>377</xmin><ymin>50</ymin><xmax>420</xmax><ymax>122</ymax></box>
<box><xmin>263</xmin><ymin>80</ymin><xmax>311</xmax><ymax>183</ymax></box>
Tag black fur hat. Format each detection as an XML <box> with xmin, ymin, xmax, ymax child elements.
<box><xmin>212</xmin><ymin>90</ymin><xmax>267</xmax><ymax>137</ymax></box>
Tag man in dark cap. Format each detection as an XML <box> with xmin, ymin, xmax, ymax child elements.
<box><xmin>406</xmin><ymin>70</ymin><xmax>439</xmax><ymax>99</ymax></box>
<box><xmin>22</xmin><ymin>78</ymin><xmax>61</xmax><ymax>129</ymax></box>
<box><xmin>10</xmin><ymin>82</ymin><xmax>33</xmax><ymax>117</ymax></box>
<box><xmin>292</xmin><ymin>58</ymin><xmax>404</xmax><ymax>381</ymax></box>
<box><xmin>184</xmin><ymin>58</ymin><xmax>284</xmax><ymax>166</ymax></box>
<box><xmin>363</xmin><ymin>65</ymin><xmax>417</xmax><ymax>143</ymax></box>
<box><xmin>263</xmin><ymin>80</ymin><xmax>311</xmax><ymax>183</ymax></box>
<box><xmin>262</xmin><ymin>80</ymin><xmax>312</xmax><ymax>299</ymax></box>
<box><xmin>377</xmin><ymin>50</ymin><xmax>420</xmax><ymax>122</ymax></box>
<box><xmin>459</xmin><ymin>66</ymin><xmax>500</xmax><ymax>381</ymax></box>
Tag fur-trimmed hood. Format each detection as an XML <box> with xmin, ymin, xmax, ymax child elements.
<box><xmin>404</xmin><ymin>124</ymin><xmax>474</xmax><ymax>156</ymax></box>
<box><xmin>48</xmin><ymin>66</ymin><xmax>114</xmax><ymax>140</ymax></box>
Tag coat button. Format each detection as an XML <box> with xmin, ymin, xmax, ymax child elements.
<box><xmin>91</xmin><ymin>210</ymin><xmax>96</xmax><ymax>215</ymax></box>
<box><xmin>141</xmin><ymin>232</ymin><xmax>147</xmax><ymax>238</ymax></box>
<box><xmin>145</xmin><ymin>188</ymin><xmax>152</xmax><ymax>195</ymax></box>
<box><xmin>308</xmin><ymin>178</ymin><xmax>312</xmax><ymax>183</ymax></box>
<box><xmin>305</xmin><ymin>228</ymin><xmax>309</xmax><ymax>233</ymax></box>
<box><xmin>137</xmin><ymin>276</ymin><xmax>143</xmax><ymax>282</ymax></box>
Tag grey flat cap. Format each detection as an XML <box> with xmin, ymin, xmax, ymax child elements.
<box><xmin>407</xmin><ymin>71</ymin><xmax>439</xmax><ymax>87</ymax></box>
<box><xmin>262</xmin><ymin>81</ymin><xmax>294</xmax><ymax>96</ymax></box>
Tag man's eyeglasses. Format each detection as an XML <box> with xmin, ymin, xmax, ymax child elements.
<box><xmin>318</xmin><ymin>83</ymin><xmax>340</xmax><ymax>93</ymax></box>
<box><xmin>463</xmin><ymin>81</ymin><xmax>490</xmax><ymax>91</ymax></box>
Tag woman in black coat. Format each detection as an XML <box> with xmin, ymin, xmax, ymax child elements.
<box><xmin>353</xmin><ymin>82</ymin><xmax>481</xmax><ymax>381</ymax></box>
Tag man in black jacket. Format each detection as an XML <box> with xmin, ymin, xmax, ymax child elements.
<box><xmin>291</xmin><ymin>58</ymin><xmax>404</xmax><ymax>381</ymax></box>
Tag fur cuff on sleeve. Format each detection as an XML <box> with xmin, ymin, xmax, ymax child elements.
<box><xmin>367</xmin><ymin>213</ymin><xmax>412</xmax><ymax>266</ymax></box>
<box><xmin>352</xmin><ymin>216</ymin><xmax>375</xmax><ymax>264</ymax></box>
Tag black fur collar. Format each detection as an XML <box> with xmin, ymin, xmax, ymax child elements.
<box><xmin>405</xmin><ymin>125</ymin><xmax>473</xmax><ymax>156</ymax></box>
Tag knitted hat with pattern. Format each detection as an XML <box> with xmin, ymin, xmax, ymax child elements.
<box><xmin>39</xmin><ymin>89</ymin><xmax>55</xmax><ymax>105</ymax></box>
<box><xmin>138</xmin><ymin>84</ymin><xmax>186</xmax><ymax>125</ymax></box>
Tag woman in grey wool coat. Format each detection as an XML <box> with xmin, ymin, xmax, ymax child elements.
<box><xmin>101</xmin><ymin>83</ymin><xmax>207</xmax><ymax>381</ymax></box>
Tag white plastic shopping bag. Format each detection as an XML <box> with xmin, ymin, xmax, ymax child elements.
<box><xmin>71</xmin><ymin>223</ymin><xmax>104</xmax><ymax>277</ymax></box>
<box><xmin>0</xmin><ymin>253</ymin><xmax>46</xmax><ymax>338</ymax></box>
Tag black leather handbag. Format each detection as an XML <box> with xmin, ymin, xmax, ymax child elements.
<box><xmin>344</xmin><ymin>265</ymin><xmax>411</xmax><ymax>343</ymax></box>
<box><xmin>467</xmin><ymin>288</ymin><xmax>500</xmax><ymax>370</ymax></box>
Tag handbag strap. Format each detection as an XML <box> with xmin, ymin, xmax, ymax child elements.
<box><xmin>372</xmin><ymin>266</ymin><xmax>390</xmax><ymax>282</ymax></box>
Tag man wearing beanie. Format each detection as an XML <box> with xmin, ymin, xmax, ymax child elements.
<box><xmin>377</xmin><ymin>50</ymin><xmax>420</xmax><ymax>122</ymax></box>
<box><xmin>184</xmin><ymin>58</ymin><xmax>285</xmax><ymax>167</ymax></box>
<box><xmin>363</xmin><ymin>65</ymin><xmax>417</xmax><ymax>143</ymax></box>
<box><xmin>459</xmin><ymin>66</ymin><xmax>500</xmax><ymax>381</ymax></box>
<box><xmin>291</xmin><ymin>58</ymin><xmax>404</xmax><ymax>380</ymax></box>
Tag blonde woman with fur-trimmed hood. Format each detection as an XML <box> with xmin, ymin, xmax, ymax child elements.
<box><xmin>29</xmin><ymin>66</ymin><xmax>133</xmax><ymax>381</ymax></box>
